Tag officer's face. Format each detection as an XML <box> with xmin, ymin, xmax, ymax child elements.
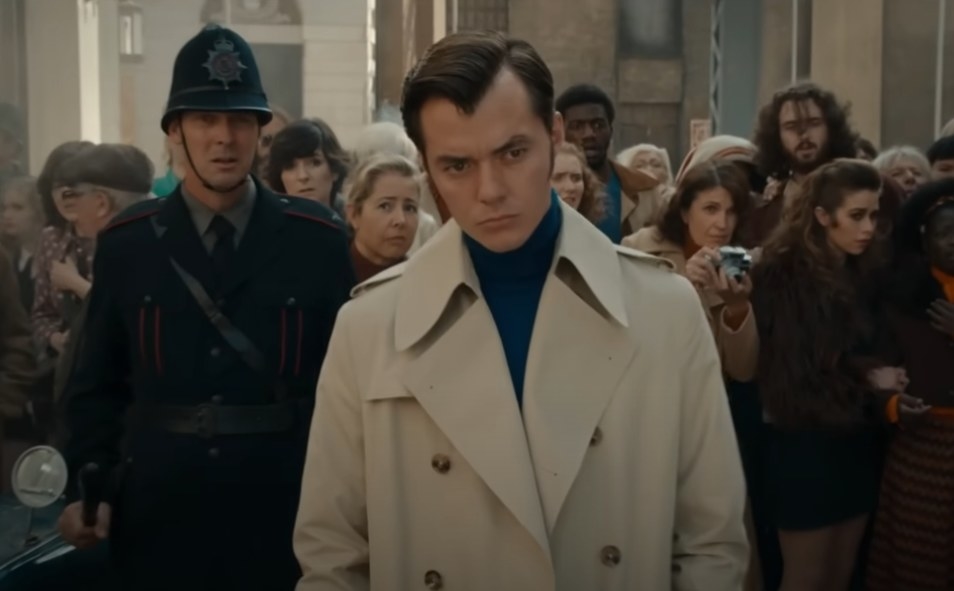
<box><xmin>420</xmin><ymin>69</ymin><xmax>563</xmax><ymax>253</ymax></box>
<box><xmin>170</xmin><ymin>111</ymin><xmax>259</xmax><ymax>192</ymax></box>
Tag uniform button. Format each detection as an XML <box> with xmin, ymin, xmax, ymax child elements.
<box><xmin>143</xmin><ymin>295</ymin><xmax>152</xmax><ymax>304</ymax></box>
<box><xmin>600</xmin><ymin>545</ymin><xmax>621</xmax><ymax>567</ymax></box>
<box><xmin>286</xmin><ymin>297</ymin><xmax>296</xmax><ymax>306</ymax></box>
<box><xmin>590</xmin><ymin>427</ymin><xmax>603</xmax><ymax>446</ymax></box>
<box><xmin>208</xmin><ymin>447</ymin><xmax>220</xmax><ymax>459</ymax></box>
<box><xmin>211</xmin><ymin>395</ymin><xmax>224</xmax><ymax>404</ymax></box>
<box><xmin>431</xmin><ymin>454</ymin><xmax>451</xmax><ymax>474</ymax></box>
<box><xmin>280</xmin><ymin>198</ymin><xmax>290</xmax><ymax>205</ymax></box>
<box><xmin>210</xmin><ymin>347</ymin><xmax>221</xmax><ymax>357</ymax></box>
<box><xmin>424</xmin><ymin>570</ymin><xmax>443</xmax><ymax>590</ymax></box>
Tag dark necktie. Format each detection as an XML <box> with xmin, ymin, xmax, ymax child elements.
<box><xmin>209</xmin><ymin>215</ymin><xmax>236</xmax><ymax>288</ymax></box>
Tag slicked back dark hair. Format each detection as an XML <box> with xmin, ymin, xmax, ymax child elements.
<box><xmin>555</xmin><ymin>84</ymin><xmax>616</xmax><ymax>124</ymax></box>
<box><xmin>752</xmin><ymin>82</ymin><xmax>859</xmax><ymax>180</ymax></box>
<box><xmin>401</xmin><ymin>31</ymin><xmax>554</xmax><ymax>155</ymax></box>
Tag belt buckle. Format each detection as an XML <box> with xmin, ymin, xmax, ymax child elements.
<box><xmin>194</xmin><ymin>403</ymin><xmax>218</xmax><ymax>438</ymax></box>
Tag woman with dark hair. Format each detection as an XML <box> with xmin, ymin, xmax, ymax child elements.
<box><xmin>31</xmin><ymin>141</ymin><xmax>94</xmax><ymax>358</ymax></box>
<box><xmin>751</xmin><ymin>159</ymin><xmax>904</xmax><ymax>590</ymax></box>
<box><xmin>550</xmin><ymin>142</ymin><xmax>605</xmax><ymax>224</ymax></box>
<box><xmin>265</xmin><ymin>118</ymin><xmax>349</xmax><ymax>217</ymax></box>
<box><xmin>0</xmin><ymin>176</ymin><xmax>46</xmax><ymax>312</ymax></box>
<box><xmin>866</xmin><ymin>178</ymin><xmax>954</xmax><ymax>590</ymax></box>
<box><xmin>624</xmin><ymin>160</ymin><xmax>757</xmax><ymax>382</ymax></box>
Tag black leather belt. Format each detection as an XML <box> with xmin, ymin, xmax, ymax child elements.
<box><xmin>141</xmin><ymin>400</ymin><xmax>308</xmax><ymax>438</ymax></box>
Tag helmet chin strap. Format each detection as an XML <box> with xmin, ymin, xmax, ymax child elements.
<box><xmin>179</xmin><ymin>118</ymin><xmax>249</xmax><ymax>195</ymax></box>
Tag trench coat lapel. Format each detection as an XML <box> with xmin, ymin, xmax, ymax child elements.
<box><xmin>397</xmin><ymin>223</ymin><xmax>553</xmax><ymax>564</ymax></box>
<box><xmin>522</xmin><ymin>205</ymin><xmax>640</xmax><ymax>532</ymax></box>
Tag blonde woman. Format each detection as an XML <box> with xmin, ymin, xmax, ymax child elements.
<box><xmin>346</xmin><ymin>153</ymin><xmax>421</xmax><ymax>282</ymax></box>
<box><xmin>351</xmin><ymin>121</ymin><xmax>441</xmax><ymax>251</ymax></box>
<box><xmin>617</xmin><ymin>143</ymin><xmax>674</xmax><ymax>187</ymax></box>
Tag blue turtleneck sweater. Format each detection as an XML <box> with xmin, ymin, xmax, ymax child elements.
<box><xmin>464</xmin><ymin>192</ymin><xmax>563</xmax><ymax>405</ymax></box>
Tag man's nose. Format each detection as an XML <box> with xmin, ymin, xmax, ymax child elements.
<box><xmin>476</xmin><ymin>162</ymin><xmax>505</xmax><ymax>204</ymax></box>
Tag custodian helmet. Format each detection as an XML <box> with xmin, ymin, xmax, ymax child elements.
<box><xmin>160</xmin><ymin>24</ymin><xmax>272</xmax><ymax>133</ymax></box>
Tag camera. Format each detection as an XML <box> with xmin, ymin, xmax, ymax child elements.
<box><xmin>716</xmin><ymin>246</ymin><xmax>752</xmax><ymax>280</ymax></box>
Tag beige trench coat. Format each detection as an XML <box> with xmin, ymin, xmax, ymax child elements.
<box><xmin>294</xmin><ymin>202</ymin><xmax>749</xmax><ymax>591</ymax></box>
<box><xmin>622</xmin><ymin>227</ymin><xmax>759</xmax><ymax>382</ymax></box>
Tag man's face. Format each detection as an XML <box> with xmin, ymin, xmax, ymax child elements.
<box><xmin>420</xmin><ymin>68</ymin><xmax>561</xmax><ymax>253</ymax></box>
<box><xmin>562</xmin><ymin>103</ymin><xmax>612</xmax><ymax>170</ymax></box>
<box><xmin>778</xmin><ymin>99</ymin><xmax>829</xmax><ymax>174</ymax></box>
<box><xmin>170</xmin><ymin>111</ymin><xmax>259</xmax><ymax>191</ymax></box>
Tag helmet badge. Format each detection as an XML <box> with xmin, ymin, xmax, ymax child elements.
<box><xmin>202</xmin><ymin>35</ymin><xmax>247</xmax><ymax>89</ymax></box>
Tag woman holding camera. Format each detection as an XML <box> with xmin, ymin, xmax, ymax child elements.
<box><xmin>623</xmin><ymin>160</ymin><xmax>758</xmax><ymax>381</ymax></box>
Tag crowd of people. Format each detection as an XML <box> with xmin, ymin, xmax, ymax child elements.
<box><xmin>0</xmin><ymin>22</ymin><xmax>953</xmax><ymax>591</ymax></box>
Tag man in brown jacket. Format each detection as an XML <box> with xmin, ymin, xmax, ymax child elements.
<box><xmin>0</xmin><ymin>245</ymin><xmax>38</xmax><ymax>492</ymax></box>
<box><xmin>556</xmin><ymin>84</ymin><xmax>663</xmax><ymax>243</ymax></box>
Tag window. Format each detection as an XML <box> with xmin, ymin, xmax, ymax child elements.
<box><xmin>618</xmin><ymin>0</ymin><xmax>682</xmax><ymax>58</ymax></box>
<box><xmin>447</xmin><ymin>0</ymin><xmax>509</xmax><ymax>33</ymax></box>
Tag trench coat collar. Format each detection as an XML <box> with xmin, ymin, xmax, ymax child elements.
<box><xmin>393</xmin><ymin>200</ymin><xmax>629</xmax><ymax>351</ymax></box>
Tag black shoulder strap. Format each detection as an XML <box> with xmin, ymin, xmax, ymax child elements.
<box><xmin>150</xmin><ymin>215</ymin><xmax>266</xmax><ymax>373</ymax></box>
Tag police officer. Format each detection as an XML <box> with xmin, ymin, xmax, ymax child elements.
<box><xmin>57</xmin><ymin>25</ymin><xmax>355</xmax><ymax>590</ymax></box>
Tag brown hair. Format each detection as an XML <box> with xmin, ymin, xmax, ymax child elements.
<box><xmin>554</xmin><ymin>143</ymin><xmax>605</xmax><ymax>223</ymax></box>
<box><xmin>655</xmin><ymin>161</ymin><xmax>753</xmax><ymax>246</ymax></box>
<box><xmin>762</xmin><ymin>159</ymin><xmax>885</xmax><ymax>279</ymax></box>
<box><xmin>752</xmin><ymin>82</ymin><xmax>859</xmax><ymax>180</ymax></box>
<box><xmin>401</xmin><ymin>31</ymin><xmax>553</xmax><ymax>156</ymax></box>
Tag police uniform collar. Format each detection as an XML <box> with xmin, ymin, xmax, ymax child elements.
<box><xmin>180</xmin><ymin>178</ymin><xmax>256</xmax><ymax>240</ymax></box>
<box><xmin>393</xmin><ymin>200</ymin><xmax>629</xmax><ymax>352</ymax></box>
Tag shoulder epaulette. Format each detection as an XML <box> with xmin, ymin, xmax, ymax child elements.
<box><xmin>615</xmin><ymin>244</ymin><xmax>675</xmax><ymax>271</ymax></box>
<box><xmin>103</xmin><ymin>198</ymin><xmax>164</xmax><ymax>233</ymax></box>
<box><xmin>277</xmin><ymin>194</ymin><xmax>348</xmax><ymax>232</ymax></box>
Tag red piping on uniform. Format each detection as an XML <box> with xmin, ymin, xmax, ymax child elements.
<box><xmin>294</xmin><ymin>309</ymin><xmax>303</xmax><ymax>376</ymax></box>
<box><xmin>278</xmin><ymin>308</ymin><xmax>288</xmax><ymax>374</ymax></box>
<box><xmin>154</xmin><ymin>307</ymin><xmax>163</xmax><ymax>375</ymax></box>
<box><xmin>138</xmin><ymin>308</ymin><xmax>146</xmax><ymax>365</ymax></box>
<box><xmin>284</xmin><ymin>211</ymin><xmax>342</xmax><ymax>231</ymax></box>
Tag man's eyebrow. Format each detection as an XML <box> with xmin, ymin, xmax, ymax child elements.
<box><xmin>492</xmin><ymin>135</ymin><xmax>531</xmax><ymax>155</ymax></box>
<box><xmin>433</xmin><ymin>153</ymin><xmax>470</xmax><ymax>166</ymax></box>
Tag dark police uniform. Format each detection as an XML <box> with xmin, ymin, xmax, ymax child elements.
<box><xmin>63</xmin><ymin>25</ymin><xmax>355</xmax><ymax>591</ymax></box>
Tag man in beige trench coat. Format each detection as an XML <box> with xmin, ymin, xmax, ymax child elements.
<box><xmin>294</xmin><ymin>31</ymin><xmax>748</xmax><ymax>591</ymax></box>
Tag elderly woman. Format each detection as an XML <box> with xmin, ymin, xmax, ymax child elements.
<box><xmin>617</xmin><ymin>143</ymin><xmax>673</xmax><ymax>187</ymax></box>
<box><xmin>345</xmin><ymin>153</ymin><xmax>421</xmax><ymax>282</ymax></box>
<box><xmin>874</xmin><ymin>146</ymin><xmax>931</xmax><ymax>199</ymax></box>
<box><xmin>350</xmin><ymin>121</ymin><xmax>440</xmax><ymax>252</ymax></box>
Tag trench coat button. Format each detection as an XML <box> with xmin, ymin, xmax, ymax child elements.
<box><xmin>600</xmin><ymin>545</ymin><xmax>621</xmax><ymax>567</ymax></box>
<box><xmin>286</xmin><ymin>297</ymin><xmax>296</xmax><ymax>306</ymax></box>
<box><xmin>208</xmin><ymin>447</ymin><xmax>220</xmax><ymax>459</ymax></box>
<box><xmin>671</xmin><ymin>563</ymin><xmax>682</xmax><ymax>574</ymax></box>
<box><xmin>210</xmin><ymin>347</ymin><xmax>221</xmax><ymax>357</ymax></box>
<box><xmin>424</xmin><ymin>570</ymin><xmax>443</xmax><ymax>590</ymax></box>
<box><xmin>590</xmin><ymin>427</ymin><xmax>603</xmax><ymax>446</ymax></box>
<box><xmin>211</xmin><ymin>395</ymin><xmax>224</xmax><ymax>404</ymax></box>
<box><xmin>431</xmin><ymin>454</ymin><xmax>451</xmax><ymax>474</ymax></box>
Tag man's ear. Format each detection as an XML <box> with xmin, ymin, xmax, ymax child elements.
<box><xmin>552</xmin><ymin>111</ymin><xmax>565</xmax><ymax>145</ymax></box>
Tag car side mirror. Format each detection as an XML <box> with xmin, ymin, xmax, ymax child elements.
<box><xmin>11</xmin><ymin>445</ymin><xmax>68</xmax><ymax>509</ymax></box>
